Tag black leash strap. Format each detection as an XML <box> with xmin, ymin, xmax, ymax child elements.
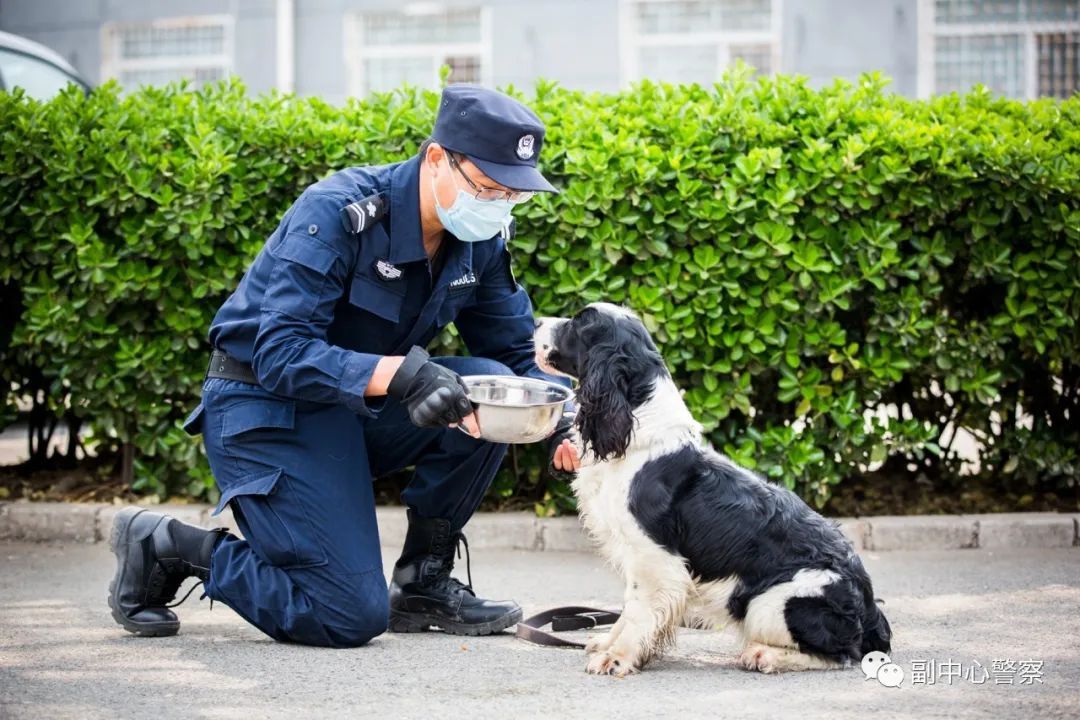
<box><xmin>515</xmin><ymin>606</ymin><xmax>621</xmax><ymax>649</ymax></box>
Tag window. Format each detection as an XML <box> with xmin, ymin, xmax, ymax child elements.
<box><xmin>101</xmin><ymin>16</ymin><xmax>233</xmax><ymax>90</ymax></box>
<box><xmin>0</xmin><ymin>50</ymin><xmax>84</xmax><ymax>100</ymax></box>
<box><xmin>1036</xmin><ymin>30</ymin><xmax>1079</xmax><ymax>96</ymax></box>
<box><xmin>620</xmin><ymin>0</ymin><xmax>780</xmax><ymax>85</ymax></box>
<box><xmin>345</xmin><ymin>7</ymin><xmax>492</xmax><ymax>96</ymax></box>
<box><xmin>923</xmin><ymin>0</ymin><xmax>1079</xmax><ymax>98</ymax></box>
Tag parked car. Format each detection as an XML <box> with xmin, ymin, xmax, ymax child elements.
<box><xmin>0</xmin><ymin>30</ymin><xmax>90</xmax><ymax>100</ymax></box>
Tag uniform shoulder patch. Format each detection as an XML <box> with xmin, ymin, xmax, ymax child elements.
<box><xmin>340</xmin><ymin>193</ymin><xmax>387</xmax><ymax>234</ymax></box>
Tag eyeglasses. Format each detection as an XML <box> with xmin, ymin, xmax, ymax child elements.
<box><xmin>447</xmin><ymin>152</ymin><xmax>535</xmax><ymax>205</ymax></box>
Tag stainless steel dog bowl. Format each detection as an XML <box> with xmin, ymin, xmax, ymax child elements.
<box><xmin>459</xmin><ymin>375</ymin><xmax>573</xmax><ymax>444</ymax></box>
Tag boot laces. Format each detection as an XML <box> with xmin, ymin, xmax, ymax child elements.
<box><xmin>163</xmin><ymin>527</ymin><xmax>225</xmax><ymax>610</ymax></box>
<box><xmin>165</xmin><ymin>580</ymin><xmax>210</xmax><ymax>609</ymax></box>
<box><xmin>429</xmin><ymin>530</ymin><xmax>474</xmax><ymax>596</ymax></box>
<box><xmin>165</xmin><ymin>556</ymin><xmax>215</xmax><ymax>610</ymax></box>
<box><xmin>142</xmin><ymin>524</ymin><xmax>223</xmax><ymax>611</ymax></box>
<box><xmin>148</xmin><ymin>560</ymin><xmax>213</xmax><ymax>610</ymax></box>
<box><xmin>146</xmin><ymin>560</ymin><xmax>182</xmax><ymax>606</ymax></box>
<box><xmin>453</xmin><ymin>531</ymin><xmax>473</xmax><ymax>593</ymax></box>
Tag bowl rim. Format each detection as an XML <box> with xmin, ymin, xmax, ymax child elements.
<box><xmin>460</xmin><ymin>374</ymin><xmax>574</xmax><ymax>408</ymax></box>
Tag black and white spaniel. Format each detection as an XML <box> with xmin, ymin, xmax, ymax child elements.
<box><xmin>533</xmin><ymin>303</ymin><xmax>891</xmax><ymax>677</ymax></box>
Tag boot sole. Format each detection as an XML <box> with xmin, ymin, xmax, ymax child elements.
<box><xmin>107</xmin><ymin>506</ymin><xmax>179</xmax><ymax>637</ymax></box>
<box><xmin>388</xmin><ymin>607</ymin><xmax>524</xmax><ymax>636</ymax></box>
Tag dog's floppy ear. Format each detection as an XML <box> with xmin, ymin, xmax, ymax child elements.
<box><xmin>571</xmin><ymin>306</ymin><xmax>666</xmax><ymax>461</ymax></box>
<box><xmin>576</xmin><ymin>340</ymin><xmax>635</xmax><ymax>461</ymax></box>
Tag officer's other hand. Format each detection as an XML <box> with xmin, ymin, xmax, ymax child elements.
<box><xmin>388</xmin><ymin>347</ymin><xmax>476</xmax><ymax>431</ymax></box>
<box><xmin>552</xmin><ymin>438</ymin><xmax>580</xmax><ymax>472</ymax></box>
<box><xmin>546</xmin><ymin>414</ymin><xmax>580</xmax><ymax>479</ymax></box>
<box><xmin>449</xmin><ymin>412</ymin><xmax>481</xmax><ymax>438</ymax></box>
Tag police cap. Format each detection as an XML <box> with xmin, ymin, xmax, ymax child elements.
<box><xmin>430</xmin><ymin>84</ymin><xmax>557</xmax><ymax>194</ymax></box>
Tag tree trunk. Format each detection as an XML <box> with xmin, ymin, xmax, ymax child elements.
<box><xmin>121</xmin><ymin>442</ymin><xmax>135</xmax><ymax>488</ymax></box>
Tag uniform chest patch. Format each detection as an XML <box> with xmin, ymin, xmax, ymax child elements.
<box><xmin>449</xmin><ymin>271</ymin><xmax>478</xmax><ymax>290</ymax></box>
<box><xmin>374</xmin><ymin>259</ymin><xmax>402</xmax><ymax>281</ymax></box>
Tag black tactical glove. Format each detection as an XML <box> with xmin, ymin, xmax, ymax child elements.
<box><xmin>387</xmin><ymin>346</ymin><xmax>474</xmax><ymax>429</ymax></box>
<box><xmin>546</xmin><ymin>412</ymin><xmax>577</xmax><ymax>481</ymax></box>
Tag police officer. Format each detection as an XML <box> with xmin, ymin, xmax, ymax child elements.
<box><xmin>107</xmin><ymin>85</ymin><xmax>581</xmax><ymax>647</ymax></box>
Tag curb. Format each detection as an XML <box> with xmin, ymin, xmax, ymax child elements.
<box><xmin>0</xmin><ymin>501</ymin><xmax>1077</xmax><ymax>552</ymax></box>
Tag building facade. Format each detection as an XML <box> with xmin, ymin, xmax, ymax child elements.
<box><xmin>0</xmin><ymin>0</ymin><xmax>1076</xmax><ymax>102</ymax></box>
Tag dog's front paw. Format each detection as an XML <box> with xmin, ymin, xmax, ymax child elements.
<box><xmin>586</xmin><ymin>649</ymin><xmax>638</xmax><ymax>677</ymax></box>
<box><xmin>738</xmin><ymin>643</ymin><xmax>782</xmax><ymax>674</ymax></box>
<box><xmin>585</xmin><ymin>632</ymin><xmax>613</xmax><ymax>655</ymax></box>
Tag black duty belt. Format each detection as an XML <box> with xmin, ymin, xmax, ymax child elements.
<box><xmin>206</xmin><ymin>350</ymin><xmax>259</xmax><ymax>385</ymax></box>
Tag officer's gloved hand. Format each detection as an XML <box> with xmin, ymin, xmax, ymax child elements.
<box><xmin>546</xmin><ymin>412</ymin><xmax>579</xmax><ymax>481</ymax></box>
<box><xmin>388</xmin><ymin>346</ymin><xmax>475</xmax><ymax>430</ymax></box>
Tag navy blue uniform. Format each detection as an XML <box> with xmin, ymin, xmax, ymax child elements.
<box><xmin>182</xmin><ymin>154</ymin><xmax>567</xmax><ymax>647</ymax></box>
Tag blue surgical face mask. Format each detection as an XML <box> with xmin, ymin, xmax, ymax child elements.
<box><xmin>431</xmin><ymin>171</ymin><xmax>514</xmax><ymax>243</ymax></box>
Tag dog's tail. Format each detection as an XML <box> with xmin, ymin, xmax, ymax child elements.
<box><xmin>860</xmin><ymin>597</ymin><xmax>892</xmax><ymax>656</ymax></box>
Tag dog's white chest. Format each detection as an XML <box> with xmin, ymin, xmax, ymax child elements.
<box><xmin>571</xmin><ymin>455</ymin><xmax>651</xmax><ymax>568</ymax></box>
<box><xmin>571</xmin><ymin>462</ymin><xmax>621</xmax><ymax>532</ymax></box>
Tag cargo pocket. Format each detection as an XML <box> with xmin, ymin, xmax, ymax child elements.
<box><xmin>212</xmin><ymin>467</ymin><xmax>328</xmax><ymax>569</ymax></box>
<box><xmin>263</xmin><ymin>231</ymin><xmax>341</xmax><ymax>322</ymax></box>
<box><xmin>348</xmin><ymin>274</ymin><xmax>404</xmax><ymax>324</ymax></box>
<box><xmin>221</xmin><ymin>396</ymin><xmax>296</xmax><ymax>440</ymax></box>
<box><xmin>215</xmin><ymin>395</ymin><xmax>326</xmax><ymax>569</ymax></box>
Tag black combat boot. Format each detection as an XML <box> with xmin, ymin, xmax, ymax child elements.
<box><xmin>388</xmin><ymin>508</ymin><xmax>522</xmax><ymax>636</ymax></box>
<box><xmin>107</xmin><ymin>506</ymin><xmax>229</xmax><ymax>637</ymax></box>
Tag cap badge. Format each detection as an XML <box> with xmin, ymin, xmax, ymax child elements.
<box><xmin>516</xmin><ymin>134</ymin><xmax>535</xmax><ymax>160</ymax></box>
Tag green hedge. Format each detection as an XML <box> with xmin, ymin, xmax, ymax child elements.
<box><xmin>1</xmin><ymin>72</ymin><xmax>1077</xmax><ymax>511</ymax></box>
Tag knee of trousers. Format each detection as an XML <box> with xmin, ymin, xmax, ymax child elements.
<box><xmin>452</xmin><ymin>356</ymin><xmax>515</xmax><ymax>377</ymax></box>
<box><xmin>322</xmin><ymin>613</ymin><xmax>389</xmax><ymax>648</ymax></box>
<box><xmin>291</xmin><ymin>569</ymin><xmax>390</xmax><ymax>648</ymax></box>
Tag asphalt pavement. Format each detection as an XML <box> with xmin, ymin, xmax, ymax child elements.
<box><xmin>1</xmin><ymin>542</ymin><xmax>1077</xmax><ymax>719</ymax></box>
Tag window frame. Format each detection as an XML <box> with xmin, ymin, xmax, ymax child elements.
<box><xmin>100</xmin><ymin>14</ymin><xmax>235</xmax><ymax>89</ymax></box>
<box><xmin>618</xmin><ymin>0</ymin><xmax>783</xmax><ymax>86</ymax></box>
<box><xmin>917</xmin><ymin>0</ymin><xmax>1080</xmax><ymax>98</ymax></box>
<box><xmin>344</xmin><ymin>6</ymin><xmax>493</xmax><ymax>97</ymax></box>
